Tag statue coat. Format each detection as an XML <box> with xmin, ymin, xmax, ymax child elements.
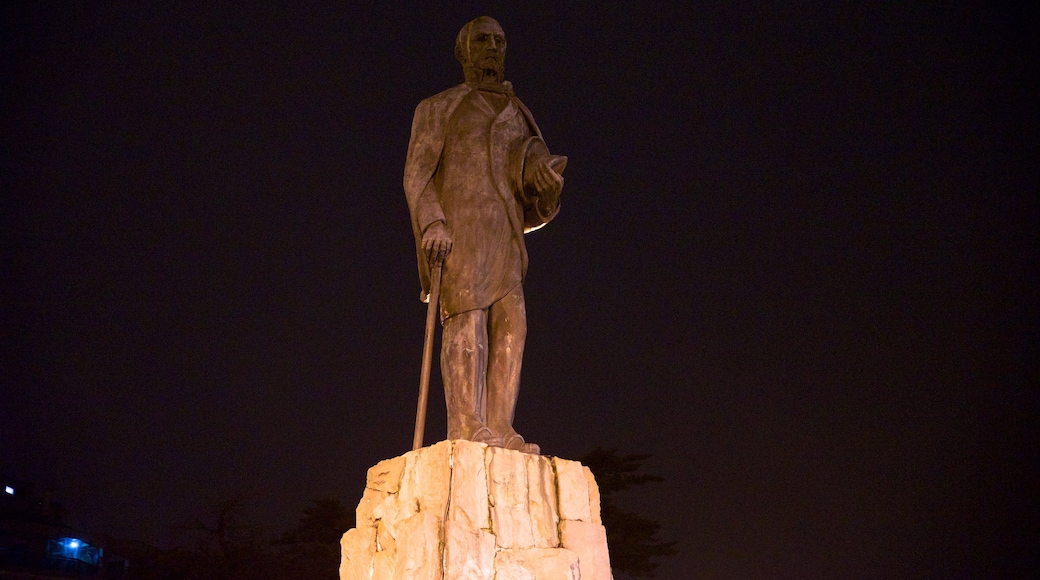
<box><xmin>403</xmin><ymin>83</ymin><xmax>560</xmax><ymax>317</ymax></box>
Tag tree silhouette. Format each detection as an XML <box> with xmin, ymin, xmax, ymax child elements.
<box><xmin>579</xmin><ymin>447</ymin><xmax>678</xmax><ymax>578</ymax></box>
<box><xmin>108</xmin><ymin>498</ymin><xmax>331</xmax><ymax>579</ymax></box>
<box><xmin>169</xmin><ymin>497</ymin><xmax>281</xmax><ymax>580</ymax></box>
<box><xmin>274</xmin><ymin>497</ymin><xmax>354</xmax><ymax>578</ymax></box>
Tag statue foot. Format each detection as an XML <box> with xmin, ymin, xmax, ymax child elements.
<box><xmin>502</xmin><ymin>433</ymin><xmax>541</xmax><ymax>455</ymax></box>
<box><xmin>469</xmin><ymin>427</ymin><xmax>504</xmax><ymax>447</ymax></box>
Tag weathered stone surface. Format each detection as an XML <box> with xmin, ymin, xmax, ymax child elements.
<box><xmin>341</xmin><ymin>442</ymin><xmax>610</xmax><ymax>580</ymax></box>
<box><xmin>372</xmin><ymin>493</ymin><xmax>404</xmax><ymax>542</ymax></box>
<box><xmin>398</xmin><ymin>440</ymin><xmax>452</xmax><ymax>519</ymax></box>
<box><xmin>485</xmin><ymin>447</ymin><xmax>526</xmax><ymax>509</ymax></box>
<box><xmin>583</xmin><ymin>465</ymin><xmax>602</xmax><ymax>525</ymax></box>
<box><xmin>494</xmin><ymin>548</ymin><xmax>581</xmax><ymax>580</ymax></box>
<box><xmin>394</xmin><ymin>511</ymin><xmax>443</xmax><ymax>580</ymax></box>
<box><xmin>554</xmin><ymin>457</ymin><xmax>592</xmax><ymax>522</ymax></box>
<box><xmin>357</xmin><ymin>487</ymin><xmax>392</xmax><ymax>530</ymax></box>
<box><xmin>340</xmin><ymin>527</ymin><xmax>375</xmax><ymax>580</ymax></box>
<box><xmin>525</xmin><ymin>453</ymin><xmax>560</xmax><ymax>547</ymax></box>
<box><xmin>561</xmin><ymin>519</ymin><xmax>612</xmax><ymax>580</ymax></box>
<box><xmin>368</xmin><ymin>456</ymin><xmax>407</xmax><ymax>493</ymax></box>
<box><xmin>447</xmin><ymin>440</ymin><xmax>489</xmax><ymax>529</ymax></box>
<box><xmin>486</xmin><ymin>446</ymin><xmax>535</xmax><ymax>548</ymax></box>
<box><xmin>376</xmin><ymin>520</ymin><xmax>396</xmax><ymax>554</ymax></box>
<box><xmin>444</xmin><ymin>520</ymin><xmax>495</xmax><ymax>579</ymax></box>
<box><xmin>372</xmin><ymin>551</ymin><xmax>394</xmax><ymax>580</ymax></box>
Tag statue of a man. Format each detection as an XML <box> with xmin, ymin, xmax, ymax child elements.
<box><xmin>404</xmin><ymin>16</ymin><xmax>565</xmax><ymax>454</ymax></box>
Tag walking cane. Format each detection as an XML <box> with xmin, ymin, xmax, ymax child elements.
<box><xmin>412</xmin><ymin>261</ymin><xmax>442</xmax><ymax>451</ymax></box>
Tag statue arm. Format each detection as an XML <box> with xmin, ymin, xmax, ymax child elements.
<box><xmin>516</xmin><ymin>137</ymin><xmax>564</xmax><ymax>231</ymax></box>
<box><xmin>404</xmin><ymin>98</ymin><xmax>447</xmax><ymax>298</ymax></box>
<box><xmin>405</xmin><ymin>99</ymin><xmax>446</xmax><ymax>234</ymax></box>
<box><xmin>511</xmin><ymin>100</ymin><xmax>564</xmax><ymax>232</ymax></box>
<box><xmin>526</xmin><ymin>155</ymin><xmax>564</xmax><ymax>223</ymax></box>
<box><xmin>405</xmin><ymin>86</ymin><xmax>472</xmax><ymax>234</ymax></box>
<box><xmin>404</xmin><ymin>86</ymin><xmax>469</xmax><ymax>297</ymax></box>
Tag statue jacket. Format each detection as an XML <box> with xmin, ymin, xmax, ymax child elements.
<box><xmin>403</xmin><ymin>83</ymin><xmax>561</xmax><ymax>316</ymax></box>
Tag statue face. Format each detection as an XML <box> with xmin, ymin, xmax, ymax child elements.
<box><xmin>466</xmin><ymin>19</ymin><xmax>506</xmax><ymax>79</ymax></box>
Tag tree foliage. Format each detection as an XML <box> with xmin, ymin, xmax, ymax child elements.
<box><xmin>579</xmin><ymin>447</ymin><xmax>678</xmax><ymax>578</ymax></box>
<box><xmin>117</xmin><ymin>497</ymin><xmax>352</xmax><ymax>579</ymax></box>
<box><xmin>172</xmin><ymin>498</ymin><xmax>276</xmax><ymax>580</ymax></box>
<box><xmin>273</xmin><ymin>497</ymin><xmax>354</xmax><ymax>578</ymax></box>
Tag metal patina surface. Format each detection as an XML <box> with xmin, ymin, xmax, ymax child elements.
<box><xmin>405</xmin><ymin>17</ymin><xmax>566</xmax><ymax>455</ymax></box>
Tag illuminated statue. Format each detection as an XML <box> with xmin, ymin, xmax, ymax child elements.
<box><xmin>404</xmin><ymin>16</ymin><xmax>566</xmax><ymax>454</ymax></box>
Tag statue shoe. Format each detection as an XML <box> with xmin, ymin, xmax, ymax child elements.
<box><xmin>470</xmin><ymin>427</ymin><xmax>504</xmax><ymax>447</ymax></box>
<box><xmin>503</xmin><ymin>433</ymin><xmax>541</xmax><ymax>455</ymax></box>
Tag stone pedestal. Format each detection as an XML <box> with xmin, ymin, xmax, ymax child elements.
<box><xmin>340</xmin><ymin>440</ymin><xmax>612</xmax><ymax>580</ymax></box>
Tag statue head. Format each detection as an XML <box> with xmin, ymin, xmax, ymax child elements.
<box><xmin>455</xmin><ymin>16</ymin><xmax>506</xmax><ymax>85</ymax></box>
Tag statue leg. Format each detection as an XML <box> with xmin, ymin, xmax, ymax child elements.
<box><xmin>441</xmin><ymin>308</ymin><xmax>498</xmax><ymax>443</ymax></box>
<box><xmin>486</xmin><ymin>285</ymin><xmax>538</xmax><ymax>453</ymax></box>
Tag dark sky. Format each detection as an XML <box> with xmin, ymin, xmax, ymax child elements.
<box><xmin>2</xmin><ymin>1</ymin><xmax>1036</xmax><ymax>578</ymax></box>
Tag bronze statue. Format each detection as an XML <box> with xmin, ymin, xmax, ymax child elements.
<box><xmin>404</xmin><ymin>16</ymin><xmax>566</xmax><ymax>455</ymax></box>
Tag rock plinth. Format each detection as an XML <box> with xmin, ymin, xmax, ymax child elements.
<box><xmin>340</xmin><ymin>440</ymin><xmax>611</xmax><ymax>580</ymax></box>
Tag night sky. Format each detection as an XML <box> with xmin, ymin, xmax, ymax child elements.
<box><xmin>2</xmin><ymin>2</ymin><xmax>1036</xmax><ymax>578</ymax></box>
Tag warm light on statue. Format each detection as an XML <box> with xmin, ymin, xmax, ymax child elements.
<box><xmin>405</xmin><ymin>16</ymin><xmax>567</xmax><ymax>455</ymax></box>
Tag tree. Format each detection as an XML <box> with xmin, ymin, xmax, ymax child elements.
<box><xmin>273</xmin><ymin>497</ymin><xmax>354</xmax><ymax>578</ymax></box>
<box><xmin>119</xmin><ymin>497</ymin><xmax>353</xmax><ymax>580</ymax></box>
<box><xmin>172</xmin><ymin>497</ymin><xmax>281</xmax><ymax>580</ymax></box>
<box><xmin>579</xmin><ymin>447</ymin><xmax>678</xmax><ymax>578</ymax></box>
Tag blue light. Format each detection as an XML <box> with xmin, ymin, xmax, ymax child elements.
<box><xmin>47</xmin><ymin>538</ymin><xmax>100</xmax><ymax>566</ymax></box>
<box><xmin>3</xmin><ymin>486</ymin><xmax>12</xmax><ymax>495</ymax></box>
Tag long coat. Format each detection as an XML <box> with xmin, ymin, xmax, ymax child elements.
<box><xmin>403</xmin><ymin>83</ymin><xmax>560</xmax><ymax>311</ymax></box>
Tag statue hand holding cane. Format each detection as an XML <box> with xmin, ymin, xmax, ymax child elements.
<box><xmin>412</xmin><ymin>221</ymin><xmax>452</xmax><ymax>450</ymax></box>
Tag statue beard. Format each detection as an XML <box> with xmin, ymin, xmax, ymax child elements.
<box><xmin>464</xmin><ymin>59</ymin><xmax>505</xmax><ymax>87</ymax></box>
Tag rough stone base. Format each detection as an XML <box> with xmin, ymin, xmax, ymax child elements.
<box><xmin>340</xmin><ymin>440</ymin><xmax>612</xmax><ymax>580</ymax></box>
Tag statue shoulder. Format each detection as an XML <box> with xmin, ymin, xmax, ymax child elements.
<box><xmin>417</xmin><ymin>84</ymin><xmax>471</xmax><ymax>111</ymax></box>
<box><xmin>405</xmin><ymin>85</ymin><xmax>471</xmax><ymax>201</ymax></box>
<box><xmin>408</xmin><ymin>84</ymin><xmax>470</xmax><ymax>151</ymax></box>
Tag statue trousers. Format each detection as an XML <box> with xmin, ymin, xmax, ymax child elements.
<box><xmin>441</xmin><ymin>283</ymin><xmax>526</xmax><ymax>442</ymax></box>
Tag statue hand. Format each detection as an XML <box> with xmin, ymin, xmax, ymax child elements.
<box><xmin>531</xmin><ymin>158</ymin><xmax>563</xmax><ymax>203</ymax></box>
<box><xmin>421</xmin><ymin>221</ymin><xmax>452</xmax><ymax>265</ymax></box>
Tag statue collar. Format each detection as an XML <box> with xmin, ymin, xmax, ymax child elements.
<box><xmin>468</xmin><ymin>79</ymin><xmax>514</xmax><ymax>97</ymax></box>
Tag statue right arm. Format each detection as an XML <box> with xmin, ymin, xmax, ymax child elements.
<box><xmin>404</xmin><ymin>98</ymin><xmax>447</xmax><ymax>231</ymax></box>
<box><xmin>408</xmin><ymin>102</ymin><xmax>451</xmax><ymax>264</ymax></box>
<box><xmin>403</xmin><ymin>86</ymin><xmax>470</xmax><ymax>295</ymax></box>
